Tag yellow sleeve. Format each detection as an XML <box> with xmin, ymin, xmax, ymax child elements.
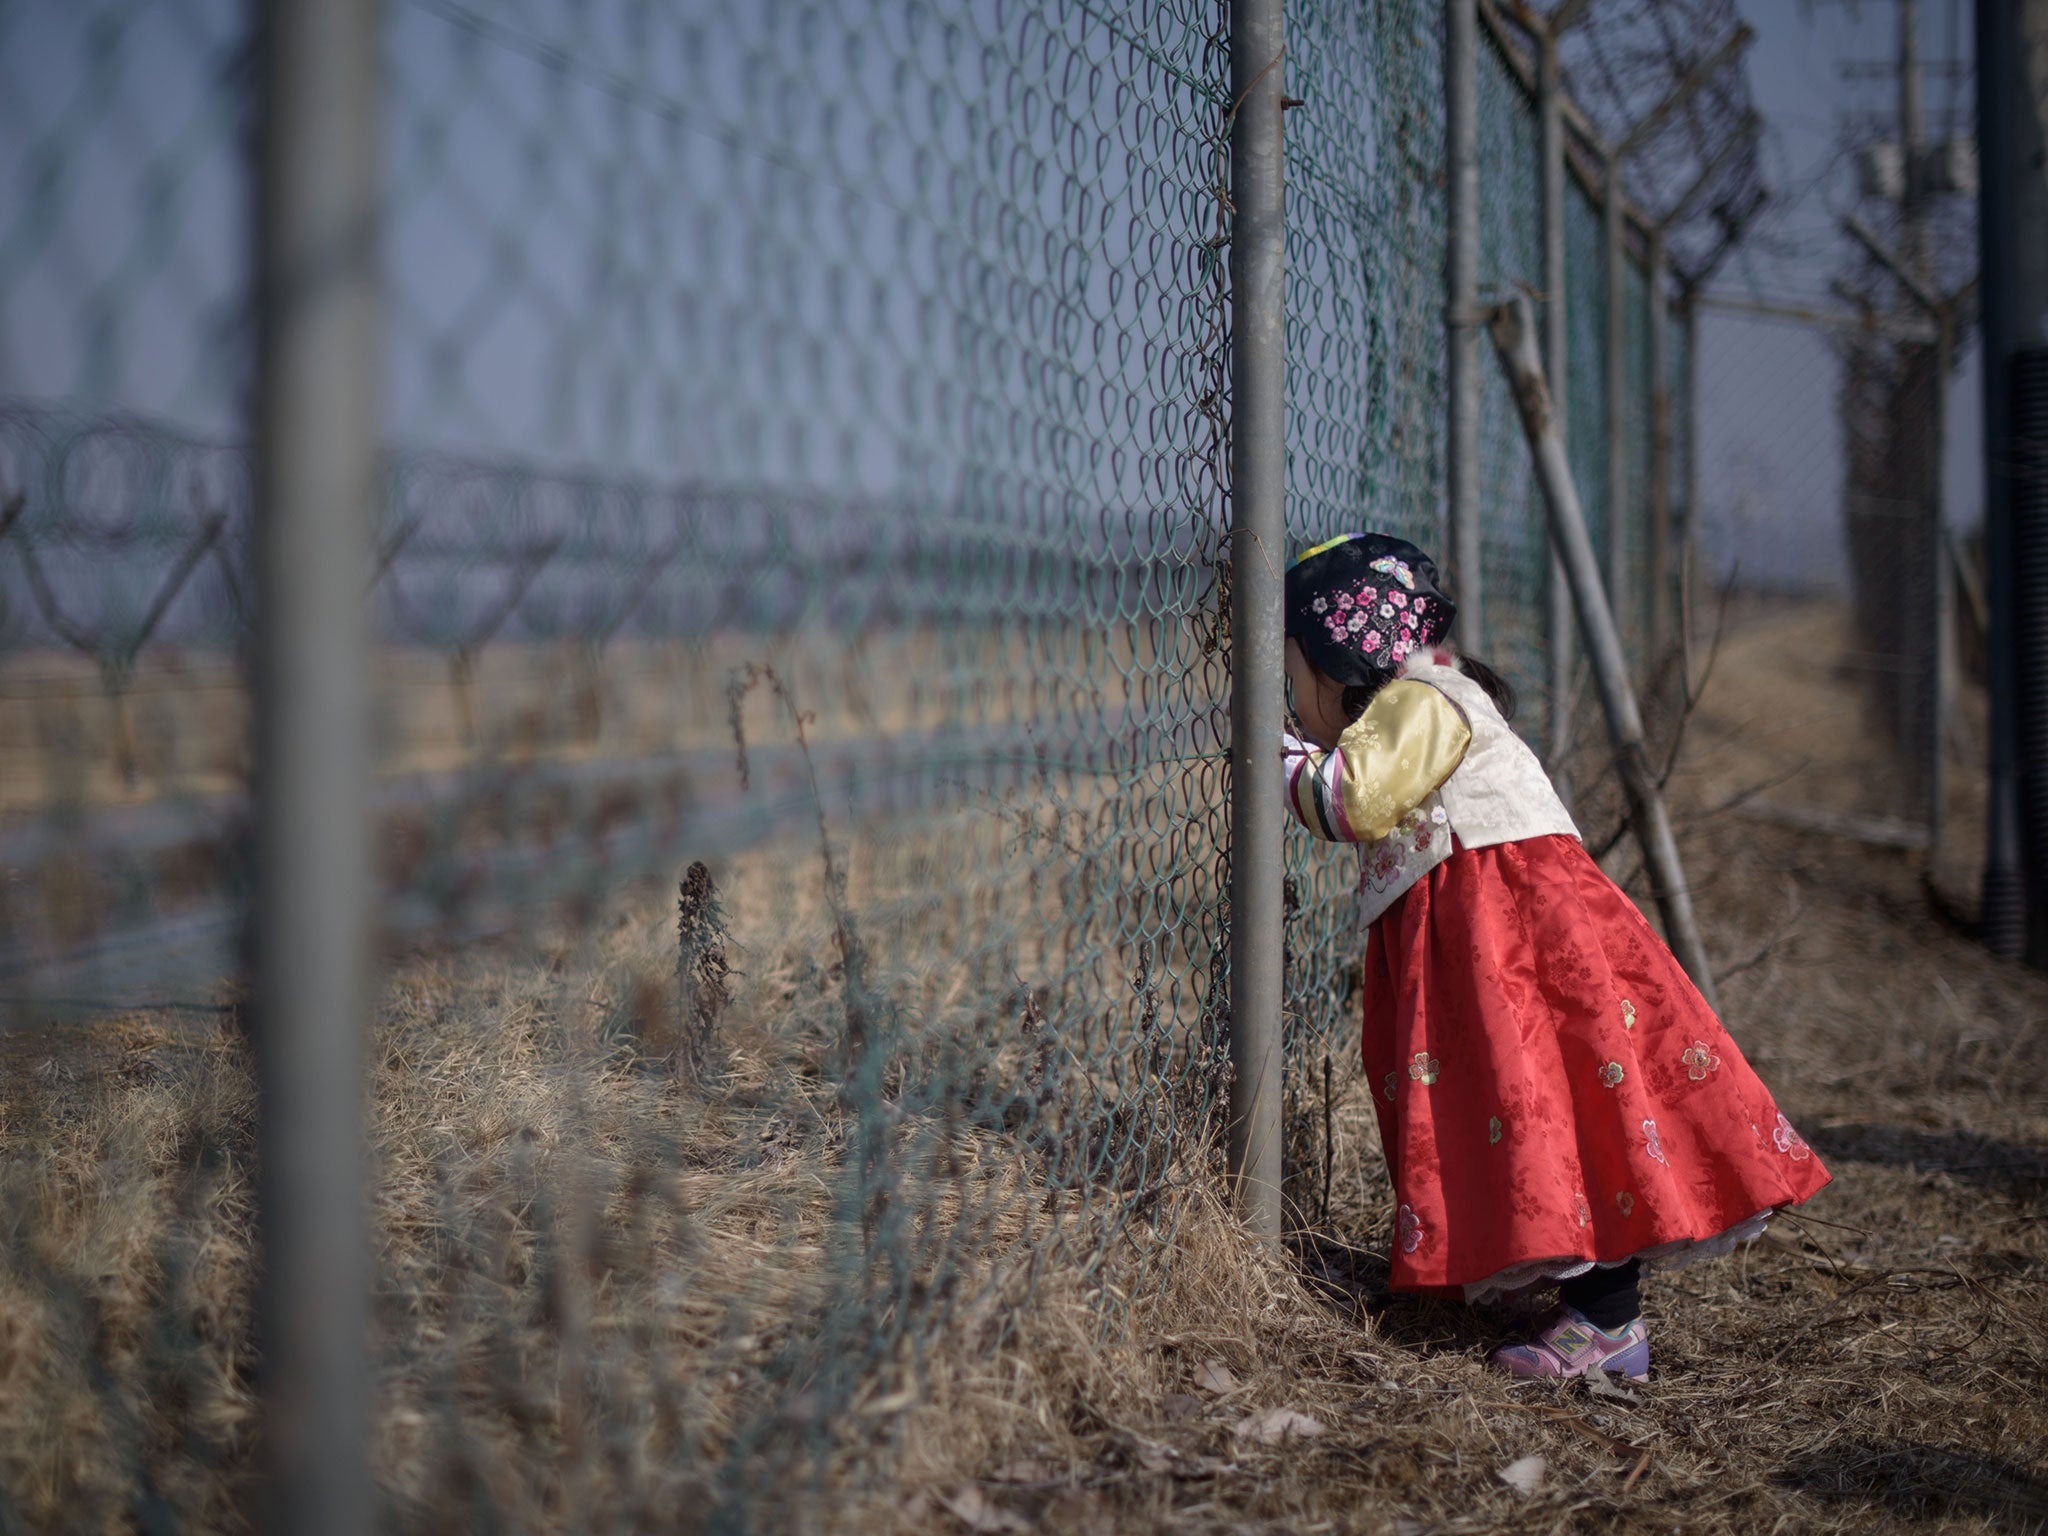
<box><xmin>1284</xmin><ymin>680</ymin><xmax>1471</xmax><ymax>843</ymax></box>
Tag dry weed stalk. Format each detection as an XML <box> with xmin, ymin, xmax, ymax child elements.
<box><xmin>675</xmin><ymin>859</ymin><xmax>733</xmax><ymax>1084</ymax></box>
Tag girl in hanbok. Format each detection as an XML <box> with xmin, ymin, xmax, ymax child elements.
<box><xmin>1280</xmin><ymin>533</ymin><xmax>1829</xmax><ymax>1380</ymax></box>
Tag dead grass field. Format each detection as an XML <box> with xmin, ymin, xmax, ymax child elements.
<box><xmin>2</xmin><ymin>598</ymin><xmax>2045</xmax><ymax>1534</ymax></box>
<box><xmin>0</xmin><ymin>626</ymin><xmax>1215</xmax><ymax>813</ymax></box>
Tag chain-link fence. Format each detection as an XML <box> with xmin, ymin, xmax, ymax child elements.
<box><xmin>1473</xmin><ymin>21</ymin><xmax>1551</xmax><ymax>736</ymax></box>
<box><xmin>1688</xmin><ymin>292</ymin><xmax>1959</xmax><ymax>851</ymax></box>
<box><xmin>2</xmin><ymin>1</ymin><xmax>1745</xmax><ymax>1527</ymax></box>
<box><xmin>1693</xmin><ymin>309</ymin><xmax>1849</xmax><ymax>593</ymax></box>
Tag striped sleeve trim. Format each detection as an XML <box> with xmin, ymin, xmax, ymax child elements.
<box><xmin>1283</xmin><ymin>742</ymin><xmax>1352</xmax><ymax>842</ymax></box>
<box><xmin>1320</xmin><ymin>751</ymin><xmax>1358</xmax><ymax>840</ymax></box>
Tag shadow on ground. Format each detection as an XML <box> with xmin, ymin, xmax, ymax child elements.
<box><xmin>1806</xmin><ymin>1123</ymin><xmax>2048</xmax><ymax>1204</ymax></box>
<box><xmin>1289</xmin><ymin>1234</ymin><xmax>1512</xmax><ymax>1362</ymax></box>
<box><xmin>1779</xmin><ymin>1440</ymin><xmax>2048</xmax><ymax>1532</ymax></box>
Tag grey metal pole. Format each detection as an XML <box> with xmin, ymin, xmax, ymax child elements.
<box><xmin>1489</xmin><ymin>296</ymin><xmax>1719</xmax><ymax>1012</ymax></box>
<box><xmin>1929</xmin><ymin>310</ymin><xmax>1953</xmax><ymax>861</ymax></box>
<box><xmin>1604</xmin><ymin>152</ymin><xmax>1629</xmax><ymax>637</ymax></box>
<box><xmin>1540</xmin><ymin>27</ymin><xmax>1574</xmax><ymax>789</ymax></box>
<box><xmin>1682</xmin><ymin>291</ymin><xmax>1702</xmax><ymax>657</ymax></box>
<box><xmin>1446</xmin><ymin>0</ymin><xmax>1482</xmax><ymax>646</ymax></box>
<box><xmin>1896</xmin><ymin>0</ymin><xmax>1945</xmax><ymax>864</ymax></box>
<box><xmin>1226</xmin><ymin>0</ymin><xmax>1285</xmax><ymax>1240</ymax></box>
<box><xmin>1976</xmin><ymin>0</ymin><xmax>2030</xmax><ymax>958</ymax></box>
<box><xmin>252</xmin><ymin>0</ymin><xmax>379</xmax><ymax>1530</ymax></box>
<box><xmin>1648</xmin><ymin>229</ymin><xmax>1672</xmax><ymax>658</ymax></box>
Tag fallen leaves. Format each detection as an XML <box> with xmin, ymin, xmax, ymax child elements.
<box><xmin>1494</xmin><ymin>1397</ymin><xmax>1656</xmax><ymax>1490</ymax></box>
<box><xmin>1496</xmin><ymin>1453</ymin><xmax>1547</xmax><ymax>1494</ymax></box>
<box><xmin>937</xmin><ymin>1487</ymin><xmax>1033</xmax><ymax>1533</ymax></box>
<box><xmin>1232</xmin><ymin>1406</ymin><xmax>1326</xmax><ymax>1446</ymax></box>
<box><xmin>1193</xmin><ymin>1358</ymin><xmax>1239</xmax><ymax>1394</ymax></box>
<box><xmin>1585</xmin><ymin>1363</ymin><xmax>1642</xmax><ymax>1404</ymax></box>
<box><xmin>859</xmin><ymin>1383</ymin><xmax>919</xmax><ymax>1416</ymax></box>
<box><xmin>1160</xmin><ymin>1392</ymin><xmax>1204</xmax><ymax>1423</ymax></box>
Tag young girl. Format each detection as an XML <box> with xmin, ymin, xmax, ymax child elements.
<box><xmin>1280</xmin><ymin>532</ymin><xmax>1829</xmax><ymax>1381</ymax></box>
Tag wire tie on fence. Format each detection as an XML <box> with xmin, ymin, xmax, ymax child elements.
<box><xmin>1220</xmin><ymin>46</ymin><xmax>1286</xmax><ymax>133</ymax></box>
<box><xmin>1246</xmin><ymin>531</ymin><xmax>1278</xmax><ymax>582</ymax></box>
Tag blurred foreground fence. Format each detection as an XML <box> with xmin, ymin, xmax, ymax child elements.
<box><xmin>0</xmin><ymin>0</ymin><xmax>1753</xmax><ymax>1527</ymax></box>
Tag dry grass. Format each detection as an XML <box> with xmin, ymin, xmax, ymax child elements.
<box><xmin>4</xmin><ymin>598</ymin><xmax>2047</xmax><ymax>1534</ymax></box>
<box><xmin>0</xmin><ymin>626</ymin><xmax>1213</xmax><ymax>812</ymax></box>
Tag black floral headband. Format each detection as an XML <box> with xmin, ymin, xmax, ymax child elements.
<box><xmin>1284</xmin><ymin>533</ymin><xmax>1456</xmax><ymax>686</ymax></box>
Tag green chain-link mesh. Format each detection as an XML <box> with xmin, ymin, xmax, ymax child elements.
<box><xmin>1279</xmin><ymin>0</ymin><xmax>1447</xmax><ymax>1205</ymax></box>
<box><xmin>1473</xmin><ymin>27</ymin><xmax>1549</xmax><ymax>743</ymax></box>
<box><xmin>1566</xmin><ymin>174</ymin><xmax>1611</xmax><ymax>611</ymax></box>
<box><xmin>0</xmin><ymin>1</ymin><xmax>1703</xmax><ymax>1523</ymax></box>
<box><xmin>1623</xmin><ymin>249</ymin><xmax>1656</xmax><ymax>648</ymax></box>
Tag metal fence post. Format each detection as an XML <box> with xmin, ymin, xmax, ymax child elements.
<box><xmin>252</xmin><ymin>0</ymin><xmax>380</xmax><ymax>1530</ymax></box>
<box><xmin>1226</xmin><ymin>0</ymin><xmax>1285</xmax><ymax>1240</ymax></box>
<box><xmin>1680</xmin><ymin>288</ymin><xmax>1701</xmax><ymax>657</ymax></box>
<box><xmin>1648</xmin><ymin>228</ymin><xmax>1672</xmax><ymax>657</ymax></box>
<box><xmin>1930</xmin><ymin>310</ymin><xmax>1953</xmax><ymax>860</ymax></box>
<box><xmin>1604</xmin><ymin>151</ymin><xmax>1629</xmax><ymax>639</ymax></box>
<box><xmin>1446</xmin><ymin>0</ymin><xmax>1482</xmax><ymax>647</ymax></box>
<box><xmin>1539</xmin><ymin>27</ymin><xmax>1573</xmax><ymax>783</ymax></box>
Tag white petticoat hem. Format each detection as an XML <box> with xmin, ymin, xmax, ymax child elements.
<box><xmin>1458</xmin><ymin>1208</ymin><xmax>1777</xmax><ymax>1305</ymax></box>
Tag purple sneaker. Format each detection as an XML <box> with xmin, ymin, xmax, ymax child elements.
<box><xmin>1490</xmin><ymin>1304</ymin><xmax>1649</xmax><ymax>1383</ymax></box>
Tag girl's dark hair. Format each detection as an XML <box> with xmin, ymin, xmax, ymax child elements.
<box><xmin>1337</xmin><ymin>653</ymin><xmax>1517</xmax><ymax>727</ymax></box>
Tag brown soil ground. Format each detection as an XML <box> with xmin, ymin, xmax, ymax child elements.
<box><xmin>2</xmin><ymin>598</ymin><xmax>2044</xmax><ymax>1534</ymax></box>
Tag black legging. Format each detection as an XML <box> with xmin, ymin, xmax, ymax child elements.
<box><xmin>1559</xmin><ymin>1259</ymin><xmax>1641</xmax><ymax>1330</ymax></box>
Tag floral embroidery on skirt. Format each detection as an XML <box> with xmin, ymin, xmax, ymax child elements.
<box><xmin>1361</xmin><ymin>836</ymin><xmax>1831</xmax><ymax>1297</ymax></box>
<box><xmin>1773</xmin><ymin>1113</ymin><xmax>1813</xmax><ymax>1161</ymax></box>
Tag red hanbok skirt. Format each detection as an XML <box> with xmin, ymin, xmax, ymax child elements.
<box><xmin>1362</xmin><ymin>834</ymin><xmax>1831</xmax><ymax>1300</ymax></box>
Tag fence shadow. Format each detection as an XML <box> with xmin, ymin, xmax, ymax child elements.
<box><xmin>1777</xmin><ymin>1440</ymin><xmax>2048</xmax><ymax>1531</ymax></box>
<box><xmin>1289</xmin><ymin>1231</ymin><xmax>1391</xmax><ymax>1323</ymax></box>
<box><xmin>1804</xmin><ymin>1123</ymin><xmax>2048</xmax><ymax>1205</ymax></box>
<box><xmin>1286</xmin><ymin>1232</ymin><xmax>1498</xmax><ymax>1361</ymax></box>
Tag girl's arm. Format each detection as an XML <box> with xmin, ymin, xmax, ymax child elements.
<box><xmin>1282</xmin><ymin>680</ymin><xmax>1471</xmax><ymax>842</ymax></box>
